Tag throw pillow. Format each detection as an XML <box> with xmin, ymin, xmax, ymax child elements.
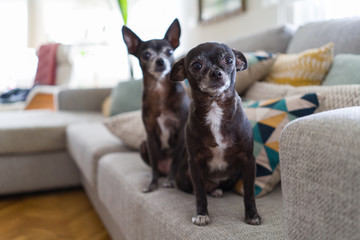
<box><xmin>236</xmin><ymin>58</ymin><xmax>276</xmax><ymax>95</ymax></box>
<box><xmin>234</xmin><ymin>93</ymin><xmax>321</xmax><ymax>197</ymax></box>
<box><xmin>245</xmin><ymin>51</ymin><xmax>275</xmax><ymax>66</ymax></box>
<box><xmin>110</xmin><ymin>79</ymin><xmax>143</xmax><ymax>116</ymax></box>
<box><xmin>102</xmin><ymin>96</ymin><xmax>112</xmax><ymax>117</ymax></box>
<box><xmin>25</xmin><ymin>93</ymin><xmax>55</xmax><ymax>111</ymax></box>
<box><xmin>264</xmin><ymin>42</ymin><xmax>334</xmax><ymax>86</ymax></box>
<box><xmin>104</xmin><ymin>110</ymin><xmax>145</xmax><ymax>150</ymax></box>
<box><xmin>322</xmin><ymin>54</ymin><xmax>360</xmax><ymax>86</ymax></box>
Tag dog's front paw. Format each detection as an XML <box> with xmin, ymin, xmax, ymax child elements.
<box><xmin>142</xmin><ymin>183</ymin><xmax>158</xmax><ymax>193</ymax></box>
<box><xmin>210</xmin><ymin>189</ymin><xmax>223</xmax><ymax>198</ymax></box>
<box><xmin>245</xmin><ymin>214</ymin><xmax>261</xmax><ymax>225</ymax></box>
<box><xmin>192</xmin><ymin>215</ymin><xmax>210</xmax><ymax>226</ymax></box>
<box><xmin>162</xmin><ymin>179</ymin><xmax>175</xmax><ymax>188</ymax></box>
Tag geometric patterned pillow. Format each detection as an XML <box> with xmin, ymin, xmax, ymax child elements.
<box><xmin>234</xmin><ymin>93</ymin><xmax>320</xmax><ymax>197</ymax></box>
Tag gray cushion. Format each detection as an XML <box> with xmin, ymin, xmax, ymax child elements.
<box><xmin>0</xmin><ymin>110</ymin><xmax>103</xmax><ymax>154</ymax></box>
<box><xmin>227</xmin><ymin>25</ymin><xmax>295</xmax><ymax>53</ymax></box>
<box><xmin>0</xmin><ymin>151</ymin><xmax>80</xmax><ymax>195</ymax></box>
<box><xmin>66</xmin><ymin>122</ymin><xmax>129</xmax><ymax>188</ymax></box>
<box><xmin>98</xmin><ymin>152</ymin><xmax>283</xmax><ymax>240</ymax></box>
<box><xmin>287</xmin><ymin>17</ymin><xmax>360</xmax><ymax>55</ymax></box>
<box><xmin>280</xmin><ymin>107</ymin><xmax>360</xmax><ymax>240</ymax></box>
<box><xmin>58</xmin><ymin>88</ymin><xmax>112</xmax><ymax>111</ymax></box>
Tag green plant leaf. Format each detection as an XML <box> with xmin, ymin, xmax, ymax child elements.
<box><xmin>117</xmin><ymin>0</ymin><xmax>128</xmax><ymax>25</ymax></box>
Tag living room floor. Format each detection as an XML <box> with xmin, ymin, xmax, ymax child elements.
<box><xmin>0</xmin><ymin>188</ymin><xmax>111</xmax><ymax>240</ymax></box>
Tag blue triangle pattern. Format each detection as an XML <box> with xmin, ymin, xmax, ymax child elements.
<box><xmin>289</xmin><ymin>107</ymin><xmax>317</xmax><ymax>118</ymax></box>
<box><xmin>255</xmin><ymin>163</ymin><xmax>273</xmax><ymax>177</ymax></box>
<box><xmin>257</xmin><ymin>123</ymin><xmax>275</xmax><ymax>143</ymax></box>
<box><xmin>255</xmin><ymin>185</ymin><xmax>262</xmax><ymax>196</ymax></box>
<box><xmin>261</xmin><ymin>99</ymin><xmax>280</xmax><ymax>108</ymax></box>
<box><xmin>264</xmin><ymin>146</ymin><xmax>279</xmax><ymax>171</ymax></box>
<box><xmin>253</xmin><ymin>124</ymin><xmax>263</xmax><ymax>143</ymax></box>
<box><xmin>301</xmin><ymin>93</ymin><xmax>319</xmax><ymax>106</ymax></box>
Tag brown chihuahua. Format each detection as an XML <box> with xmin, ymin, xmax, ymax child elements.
<box><xmin>122</xmin><ymin>19</ymin><xmax>190</xmax><ymax>193</ymax></box>
<box><xmin>170</xmin><ymin>42</ymin><xmax>261</xmax><ymax>226</ymax></box>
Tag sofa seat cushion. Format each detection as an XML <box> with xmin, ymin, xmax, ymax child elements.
<box><xmin>66</xmin><ymin>122</ymin><xmax>129</xmax><ymax>188</ymax></box>
<box><xmin>98</xmin><ymin>152</ymin><xmax>283</xmax><ymax>240</ymax></box>
<box><xmin>0</xmin><ymin>151</ymin><xmax>81</xmax><ymax>195</ymax></box>
<box><xmin>0</xmin><ymin>110</ymin><xmax>103</xmax><ymax>154</ymax></box>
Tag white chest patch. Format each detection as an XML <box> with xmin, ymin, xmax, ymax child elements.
<box><xmin>155</xmin><ymin>77</ymin><xmax>166</xmax><ymax>91</ymax></box>
<box><xmin>157</xmin><ymin>113</ymin><xmax>170</xmax><ymax>149</ymax></box>
<box><xmin>205</xmin><ymin>102</ymin><xmax>229</xmax><ymax>172</ymax></box>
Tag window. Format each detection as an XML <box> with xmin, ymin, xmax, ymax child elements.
<box><xmin>0</xmin><ymin>0</ymin><xmax>37</xmax><ymax>92</ymax></box>
<box><xmin>289</xmin><ymin>0</ymin><xmax>360</xmax><ymax>27</ymax></box>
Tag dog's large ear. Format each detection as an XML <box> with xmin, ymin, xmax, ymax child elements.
<box><xmin>170</xmin><ymin>58</ymin><xmax>186</xmax><ymax>82</ymax></box>
<box><xmin>232</xmin><ymin>49</ymin><xmax>248</xmax><ymax>71</ymax></box>
<box><xmin>122</xmin><ymin>26</ymin><xmax>143</xmax><ymax>55</ymax></box>
<box><xmin>164</xmin><ymin>19</ymin><xmax>181</xmax><ymax>50</ymax></box>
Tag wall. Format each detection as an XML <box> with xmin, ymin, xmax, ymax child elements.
<box><xmin>179</xmin><ymin>0</ymin><xmax>283</xmax><ymax>52</ymax></box>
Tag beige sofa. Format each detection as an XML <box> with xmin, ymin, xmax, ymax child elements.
<box><xmin>1</xmin><ymin>18</ymin><xmax>360</xmax><ymax>240</ymax></box>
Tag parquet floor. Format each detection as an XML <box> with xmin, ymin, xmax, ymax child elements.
<box><xmin>0</xmin><ymin>187</ymin><xmax>111</xmax><ymax>240</ymax></box>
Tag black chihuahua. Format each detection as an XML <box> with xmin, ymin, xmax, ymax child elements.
<box><xmin>122</xmin><ymin>19</ymin><xmax>190</xmax><ymax>193</ymax></box>
<box><xmin>170</xmin><ymin>42</ymin><xmax>261</xmax><ymax>226</ymax></box>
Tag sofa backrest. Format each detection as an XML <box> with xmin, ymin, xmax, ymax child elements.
<box><xmin>227</xmin><ymin>25</ymin><xmax>295</xmax><ymax>53</ymax></box>
<box><xmin>58</xmin><ymin>88</ymin><xmax>112</xmax><ymax>112</ymax></box>
<box><xmin>286</xmin><ymin>17</ymin><xmax>360</xmax><ymax>55</ymax></box>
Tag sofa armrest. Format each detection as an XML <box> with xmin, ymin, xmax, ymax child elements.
<box><xmin>280</xmin><ymin>107</ymin><xmax>360</xmax><ymax>240</ymax></box>
<box><xmin>58</xmin><ymin>88</ymin><xmax>111</xmax><ymax>112</ymax></box>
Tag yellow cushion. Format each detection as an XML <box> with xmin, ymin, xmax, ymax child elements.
<box><xmin>265</xmin><ymin>42</ymin><xmax>334</xmax><ymax>86</ymax></box>
<box><xmin>25</xmin><ymin>93</ymin><xmax>55</xmax><ymax>111</ymax></box>
<box><xmin>102</xmin><ymin>96</ymin><xmax>112</xmax><ymax>117</ymax></box>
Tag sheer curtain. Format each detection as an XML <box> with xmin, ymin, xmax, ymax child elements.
<box><xmin>0</xmin><ymin>0</ymin><xmax>37</xmax><ymax>91</ymax></box>
<box><xmin>290</xmin><ymin>0</ymin><xmax>360</xmax><ymax>27</ymax></box>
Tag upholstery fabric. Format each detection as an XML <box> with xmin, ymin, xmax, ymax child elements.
<box><xmin>287</xmin><ymin>17</ymin><xmax>360</xmax><ymax>55</ymax></box>
<box><xmin>0</xmin><ymin>151</ymin><xmax>80</xmax><ymax>195</ymax></box>
<box><xmin>243</xmin><ymin>82</ymin><xmax>360</xmax><ymax>113</ymax></box>
<box><xmin>98</xmin><ymin>152</ymin><xmax>283</xmax><ymax>240</ymax></box>
<box><xmin>235</xmin><ymin>93</ymin><xmax>320</xmax><ymax>197</ymax></box>
<box><xmin>66</xmin><ymin>122</ymin><xmax>129</xmax><ymax>188</ymax></box>
<box><xmin>103</xmin><ymin>110</ymin><xmax>145</xmax><ymax>150</ymax></box>
<box><xmin>265</xmin><ymin>43</ymin><xmax>334</xmax><ymax>86</ymax></box>
<box><xmin>280</xmin><ymin>107</ymin><xmax>360</xmax><ymax>240</ymax></box>
<box><xmin>227</xmin><ymin>25</ymin><xmax>295</xmax><ymax>53</ymax></box>
<box><xmin>0</xmin><ymin>110</ymin><xmax>103</xmax><ymax>154</ymax></box>
<box><xmin>82</xmin><ymin>178</ymin><xmax>126</xmax><ymax>240</ymax></box>
<box><xmin>322</xmin><ymin>54</ymin><xmax>360</xmax><ymax>86</ymax></box>
<box><xmin>58</xmin><ymin>88</ymin><xmax>112</xmax><ymax>112</ymax></box>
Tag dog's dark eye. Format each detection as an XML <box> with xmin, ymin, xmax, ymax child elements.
<box><xmin>142</xmin><ymin>52</ymin><xmax>151</xmax><ymax>60</ymax></box>
<box><xmin>191</xmin><ymin>62</ymin><xmax>202</xmax><ymax>71</ymax></box>
<box><xmin>225</xmin><ymin>57</ymin><xmax>233</xmax><ymax>64</ymax></box>
<box><xmin>166</xmin><ymin>49</ymin><xmax>173</xmax><ymax>56</ymax></box>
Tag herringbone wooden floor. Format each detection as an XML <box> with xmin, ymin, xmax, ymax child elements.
<box><xmin>0</xmin><ymin>188</ymin><xmax>111</xmax><ymax>240</ymax></box>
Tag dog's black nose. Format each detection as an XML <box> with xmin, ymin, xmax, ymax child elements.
<box><xmin>156</xmin><ymin>58</ymin><xmax>165</xmax><ymax>67</ymax></box>
<box><xmin>210</xmin><ymin>70</ymin><xmax>223</xmax><ymax>80</ymax></box>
